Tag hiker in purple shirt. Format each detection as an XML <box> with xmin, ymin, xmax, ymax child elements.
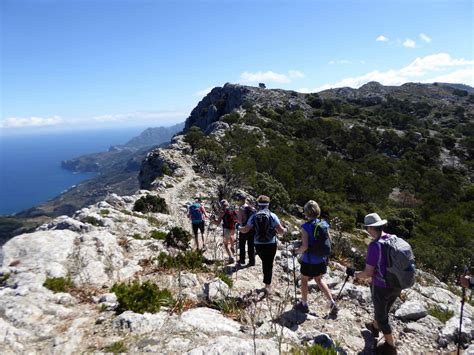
<box><xmin>346</xmin><ymin>213</ymin><xmax>401</xmax><ymax>355</ymax></box>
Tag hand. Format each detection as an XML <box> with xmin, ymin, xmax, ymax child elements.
<box><xmin>346</xmin><ymin>267</ymin><xmax>355</xmax><ymax>277</ymax></box>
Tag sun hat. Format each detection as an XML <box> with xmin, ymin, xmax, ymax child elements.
<box><xmin>363</xmin><ymin>213</ymin><xmax>387</xmax><ymax>227</ymax></box>
<box><xmin>257</xmin><ymin>195</ymin><xmax>270</xmax><ymax>206</ymax></box>
<box><xmin>220</xmin><ymin>199</ymin><xmax>229</xmax><ymax>207</ymax></box>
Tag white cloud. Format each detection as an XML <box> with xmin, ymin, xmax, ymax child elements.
<box><xmin>288</xmin><ymin>70</ymin><xmax>305</xmax><ymax>78</ymax></box>
<box><xmin>0</xmin><ymin>115</ymin><xmax>63</xmax><ymax>128</ymax></box>
<box><xmin>307</xmin><ymin>52</ymin><xmax>474</xmax><ymax>92</ymax></box>
<box><xmin>195</xmin><ymin>87</ymin><xmax>215</xmax><ymax>97</ymax></box>
<box><xmin>419</xmin><ymin>33</ymin><xmax>432</xmax><ymax>43</ymax></box>
<box><xmin>329</xmin><ymin>60</ymin><xmax>351</xmax><ymax>65</ymax></box>
<box><xmin>376</xmin><ymin>35</ymin><xmax>389</xmax><ymax>42</ymax></box>
<box><xmin>93</xmin><ymin>110</ymin><xmax>186</xmax><ymax>123</ymax></box>
<box><xmin>403</xmin><ymin>38</ymin><xmax>416</xmax><ymax>48</ymax></box>
<box><xmin>240</xmin><ymin>70</ymin><xmax>304</xmax><ymax>84</ymax></box>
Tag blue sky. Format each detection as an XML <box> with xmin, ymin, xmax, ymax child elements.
<box><xmin>1</xmin><ymin>0</ymin><xmax>473</xmax><ymax>132</ymax></box>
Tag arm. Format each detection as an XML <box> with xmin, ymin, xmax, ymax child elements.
<box><xmin>239</xmin><ymin>220</ymin><xmax>252</xmax><ymax>233</ymax></box>
<box><xmin>214</xmin><ymin>212</ymin><xmax>223</xmax><ymax>225</ymax></box>
<box><xmin>296</xmin><ymin>227</ymin><xmax>308</xmax><ymax>254</ymax></box>
<box><xmin>201</xmin><ymin>206</ymin><xmax>209</xmax><ymax>219</ymax></box>
<box><xmin>355</xmin><ymin>264</ymin><xmax>375</xmax><ymax>280</ymax></box>
<box><xmin>275</xmin><ymin>223</ymin><xmax>287</xmax><ymax>235</ymax></box>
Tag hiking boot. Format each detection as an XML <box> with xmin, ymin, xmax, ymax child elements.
<box><xmin>376</xmin><ymin>342</ymin><xmax>397</xmax><ymax>355</ymax></box>
<box><xmin>365</xmin><ymin>321</ymin><xmax>380</xmax><ymax>338</ymax></box>
<box><xmin>228</xmin><ymin>257</ymin><xmax>235</xmax><ymax>264</ymax></box>
<box><xmin>295</xmin><ymin>301</ymin><xmax>309</xmax><ymax>313</ymax></box>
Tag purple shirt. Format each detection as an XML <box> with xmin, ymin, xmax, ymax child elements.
<box><xmin>366</xmin><ymin>234</ymin><xmax>392</xmax><ymax>288</ymax></box>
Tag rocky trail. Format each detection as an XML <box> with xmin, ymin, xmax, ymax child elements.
<box><xmin>0</xmin><ymin>137</ymin><xmax>473</xmax><ymax>354</ymax></box>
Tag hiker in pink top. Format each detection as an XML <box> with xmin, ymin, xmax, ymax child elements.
<box><xmin>346</xmin><ymin>213</ymin><xmax>401</xmax><ymax>355</ymax></box>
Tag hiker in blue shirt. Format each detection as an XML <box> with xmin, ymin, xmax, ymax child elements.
<box><xmin>187</xmin><ymin>197</ymin><xmax>208</xmax><ymax>250</ymax></box>
<box><xmin>240</xmin><ymin>195</ymin><xmax>286</xmax><ymax>295</ymax></box>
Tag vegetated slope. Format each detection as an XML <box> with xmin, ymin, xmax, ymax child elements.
<box><xmin>157</xmin><ymin>82</ymin><xmax>473</xmax><ymax>280</ymax></box>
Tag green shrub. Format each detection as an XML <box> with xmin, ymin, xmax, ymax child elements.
<box><xmin>150</xmin><ymin>230</ymin><xmax>167</xmax><ymax>240</ymax></box>
<box><xmin>161</xmin><ymin>162</ymin><xmax>173</xmax><ymax>176</ymax></box>
<box><xmin>156</xmin><ymin>250</ymin><xmax>205</xmax><ymax>271</ymax></box>
<box><xmin>427</xmin><ymin>305</ymin><xmax>454</xmax><ymax>323</ymax></box>
<box><xmin>102</xmin><ymin>341</ymin><xmax>127</xmax><ymax>353</ymax></box>
<box><xmin>291</xmin><ymin>343</ymin><xmax>337</xmax><ymax>355</ymax></box>
<box><xmin>0</xmin><ymin>273</ymin><xmax>10</xmax><ymax>286</ymax></box>
<box><xmin>83</xmin><ymin>216</ymin><xmax>103</xmax><ymax>227</ymax></box>
<box><xmin>100</xmin><ymin>209</ymin><xmax>110</xmax><ymax>216</ymax></box>
<box><xmin>216</xmin><ymin>271</ymin><xmax>233</xmax><ymax>288</ymax></box>
<box><xmin>132</xmin><ymin>233</ymin><xmax>145</xmax><ymax>240</ymax></box>
<box><xmin>165</xmin><ymin>227</ymin><xmax>192</xmax><ymax>250</ymax></box>
<box><xmin>133</xmin><ymin>195</ymin><xmax>169</xmax><ymax>214</ymax></box>
<box><xmin>111</xmin><ymin>280</ymin><xmax>174</xmax><ymax>314</ymax></box>
<box><xmin>43</xmin><ymin>277</ymin><xmax>74</xmax><ymax>293</ymax></box>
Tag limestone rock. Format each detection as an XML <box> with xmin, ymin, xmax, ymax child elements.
<box><xmin>180</xmin><ymin>308</ymin><xmax>241</xmax><ymax>334</ymax></box>
<box><xmin>395</xmin><ymin>300</ymin><xmax>428</xmax><ymax>321</ymax></box>
<box><xmin>113</xmin><ymin>311</ymin><xmax>169</xmax><ymax>334</ymax></box>
<box><xmin>188</xmin><ymin>335</ymin><xmax>279</xmax><ymax>355</ymax></box>
<box><xmin>203</xmin><ymin>279</ymin><xmax>230</xmax><ymax>302</ymax></box>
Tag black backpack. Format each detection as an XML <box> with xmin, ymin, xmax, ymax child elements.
<box><xmin>307</xmin><ymin>220</ymin><xmax>331</xmax><ymax>257</ymax></box>
<box><xmin>254</xmin><ymin>209</ymin><xmax>275</xmax><ymax>243</ymax></box>
<box><xmin>241</xmin><ymin>205</ymin><xmax>255</xmax><ymax>226</ymax></box>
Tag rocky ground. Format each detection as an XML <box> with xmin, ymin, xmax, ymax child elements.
<box><xmin>0</xmin><ymin>136</ymin><xmax>473</xmax><ymax>354</ymax></box>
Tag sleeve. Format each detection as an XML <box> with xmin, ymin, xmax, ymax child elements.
<box><xmin>271</xmin><ymin>212</ymin><xmax>281</xmax><ymax>228</ymax></box>
<box><xmin>366</xmin><ymin>242</ymin><xmax>379</xmax><ymax>267</ymax></box>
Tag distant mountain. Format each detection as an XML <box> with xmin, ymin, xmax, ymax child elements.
<box><xmin>435</xmin><ymin>82</ymin><xmax>474</xmax><ymax>93</ymax></box>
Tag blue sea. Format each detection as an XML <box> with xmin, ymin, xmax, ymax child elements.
<box><xmin>0</xmin><ymin>127</ymin><xmax>147</xmax><ymax>215</ymax></box>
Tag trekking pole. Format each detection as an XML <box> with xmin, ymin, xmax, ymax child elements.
<box><xmin>285</xmin><ymin>241</ymin><xmax>290</xmax><ymax>288</ymax></box>
<box><xmin>457</xmin><ymin>265</ymin><xmax>468</xmax><ymax>355</ymax></box>
<box><xmin>291</xmin><ymin>243</ymin><xmax>298</xmax><ymax>304</ymax></box>
<box><xmin>332</xmin><ymin>247</ymin><xmax>357</xmax><ymax>311</ymax></box>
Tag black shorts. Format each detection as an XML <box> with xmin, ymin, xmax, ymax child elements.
<box><xmin>192</xmin><ymin>221</ymin><xmax>205</xmax><ymax>236</ymax></box>
<box><xmin>300</xmin><ymin>261</ymin><xmax>327</xmax><ymax>277</ymax></box>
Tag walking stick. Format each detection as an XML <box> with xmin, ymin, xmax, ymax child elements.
<box><xmin>285</xmin><ymin>241</ymin><xmax>290</xmax><ymax>288</ymax></box>
<box><xmin>457</xmin><ymin>265</ymin><xmax>468</xmax><ymax>355</ymax></box>
<box><xmin>291</xmin><ymin>246</ymin><xmax>298</xmax><ymax>304</ymax></box>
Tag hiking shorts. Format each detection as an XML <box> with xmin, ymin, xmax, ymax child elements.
<box><xmin>192</xmin><ymin>221</ymin><xmax>205</xmax><ymax>236</ymax></box>
<box><xmin>300</xmin><ymin>261</ymin><xmax>327</xmax><ymax>278</ymax></box>
<box><xmin>371</xmin><ymin>285</ymin><xmax>401</xmax><ymax>335</ymax></box>
<box><xmin>222</xmin><ymin>228</ymin><xmax>235</xmax><ymax>242</ymax></box>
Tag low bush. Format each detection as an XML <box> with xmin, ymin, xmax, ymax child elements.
<box><xmin>150</xmin><ymin>230</ymin><xmax>167</xmax><ymax>240</ymax></box>
<box><xmin>291</xmin><ymin>343</ymin><xmax>337</xmax><ymax>355</ymax></box>
<box><xmin>111</xmin><ymin>280</ymin><xmax>174</xmax><ymax>314</ymax></box>
<box><xmin>165</xmin><ymin>227</ymin><xmax>192</xmax><ymax>250</ymax></box>
<box><xmin>83</xmin><ymin>216</ymin><xmax>103</xmax><ymax>227</ymax></box>
<box><xmin>102</xmin><ymin>341</ymin><xmax>127</xmax><ymax>353</ymax></box>
<box><xmin>156</xmin><ymin>250</ymin><xmax>205</xmax><ymax>271</ymax></box>
<box><xmin>133</xmin><ymin>195</ymin><xmax>169</xmax><ymax>214</ymax></box>
<box><xmin>99</xmin><ymin>209</ymin><xmax>110</xmax><ymax>216</ymax></box>
<box><xmin>0</xmin><ymin>272</ymin><xmax>10</xmax><ymax>286</ymax></box>
<box><xmin>427</xmin><ymin>305</ymin><xmax>454</xmax><ymax>323</ymax></box>
<box><xmin>216</xmin><ymin>271</ymin><xmax>233</xmax><ymax>288</ymax></box>
<box><xmin>43</xmin><ymin>277</ymin><xmax>74</xmax><ymax>293</ymax></box>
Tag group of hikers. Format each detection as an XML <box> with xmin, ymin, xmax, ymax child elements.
<box><xmin>187</xmin><ymin>193</ymin><xmax>415</xmax><ymax>354</ymax></box>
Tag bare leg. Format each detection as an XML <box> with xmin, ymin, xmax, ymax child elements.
<box><xmin>384</xmin><ymin>333</ymin><xmax>395</xmax><ymax>347</ymax></box>
<box><xmin>314</xmin><ymin>275</ymin><xmax>334</xmax><ymax>303</ymax></box>
<box><xmin>301</xmin><ymin>276</ymin><xmax>309</xmax><ymax>301</ymax></box>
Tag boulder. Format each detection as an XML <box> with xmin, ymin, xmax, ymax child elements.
<box><xmin>180</xmin><ymin>308</ymin><xmax>241</xmax><ymax>334</ymax></box>
<box><xmin>395</xmin><ymin>300</ymin><xmax>427</xmax><ymax>321</ymax></box>
<box><xmin>188</xmin><ymin>335</ymin><xmax>279</xmax><ymax>355</ymax></box>
<box><xmin>438</xmin><ymin>315</ymin><xmax>472</xmax><ymax>346</ymax></box>
<box><xmin>113</xmin><ymin>311</ymin><xmax>169</xmax><ymax>334</ymax></box>
<box><xmin>203</xmin><ymin>279</ymin><xmax>230</xmax><ymax>302</ymax></box>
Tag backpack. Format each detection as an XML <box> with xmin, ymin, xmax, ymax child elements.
<box><xmin>241</xmin><ymin>205</ymin><xmax>255</xmax><ymax>226</ymax></box>
<box><xmin>377</xmin><ymin>235</ymin><xmax>416</xmax><ymax>289</ymax></box>
<box><xmin>307</xmin><ymin>220</ymin><xmax>331</xmax><ymax>257</ymax></box>
<box><xmin>189</xmin><ymin>203</ymin><xmax>203</xmax><ymax>223</ymax></box>
<box><xmin>254</xmin><ymin>209</ymin><xmax>275</xmax><ymax>243</ymax></box>
<box><xmin>222</xmin><ymin>209</ymin><xmax>238</xmax><ymax>229</ymax></box>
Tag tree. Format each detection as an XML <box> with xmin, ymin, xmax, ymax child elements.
<box><xmin>184</xmin><ymin>126</ymin><xmax>205</xmax><ymax>154</ymax></box>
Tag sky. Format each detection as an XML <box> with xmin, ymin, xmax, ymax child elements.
<box><xmin>1</xmin><ymin>0</ymin><xmax>473</xmax><ymax>132</ymax></box>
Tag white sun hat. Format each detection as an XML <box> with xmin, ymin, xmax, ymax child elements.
<box><xmin>363</xmin><ymin>213</ymin><xmax>387</xmax><ymax>227</ymax></box>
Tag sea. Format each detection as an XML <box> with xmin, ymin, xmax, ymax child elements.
<box><xmin>0</xmin><ymin>127</ymin><xmax>148</xmax><ymax>215</ymax></box>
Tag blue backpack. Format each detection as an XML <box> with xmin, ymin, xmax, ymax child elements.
<box><xmin>189</xmin><ymin>203</ymin><xmax>203</xmax><ymax>223</ymax></box>
<box><xmin>308</xmin><ymin>219</ymin><xmax>331</xmax><ymax>257</ymax></box>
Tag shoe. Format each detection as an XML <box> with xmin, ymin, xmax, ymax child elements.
<box><xmin>365</xmin><ymin>321</ymin><xmax>380</xmax><ymax>338</ymax></box>
<box><xmin>228</xmin><ymin>257</ymin><xmax>235</xmax><ymax>264</ymax></box>
<box><xmin>328</xmin><ymin>301</ymin><xmax>338</xmax><ymax>316</ymax></box>
<box><xmin>295</xmin><ymin>300</ymin><xmax>309</xmax><ymax>313</ymax></box>
<box><xmin>376</xmin><ymin>342</ymin><xmax>397</xmax><ymax>355</ymax></box>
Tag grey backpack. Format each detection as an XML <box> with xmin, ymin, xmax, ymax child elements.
<box><xmin>377</xmin><ymin>235</ymin><xmax>416</xmax><ymax>289</ymax></box>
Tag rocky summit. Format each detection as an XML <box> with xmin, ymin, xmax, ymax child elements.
<box><xmin>1</xmin><ymin>82</ymin><xmax>473</xmax><ymax>354</ymax></box>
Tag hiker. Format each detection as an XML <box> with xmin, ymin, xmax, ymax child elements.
<box><xmin>294</xmin><ymin>200</ymin><xmax>337</xmax><ymax>314</ymax></box>
<box><xmin>214</xmin><ymin>199</ymin><xmax>238</xmax><ymax>263</ymax></box>
<box><xmin>239</xmin><ymin>195</ymin><xmax>286</xmax><ymax>295</ymax></box>
<box><xmin>237</xmin><ymin>194</ymin><xmax>255</xmax><ymax>267</ymax></box>
<box><xmin>346</xmin><ymin>212</ymin><xmax>401</xmax><ymax>355</ymax></box>
<box><xmin>187</xmin><ymin>197</ymin><xmax>208</xmax><ymax>249</ymax></box>
<box><xmin>459</xmin><ymin>274</ymin><xmax>474</xmax><ymax>289</ymax></box>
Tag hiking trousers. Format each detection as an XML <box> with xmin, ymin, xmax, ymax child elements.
<box><xmin>239</xmin><ymin>231</ymin><xmax>255</xmax><ymax>265</ymax></box>
<box><xmin>371</xmin><ymin>285</ymin><xmax>401</xmax><ymax>335</ymax></box>
<box><xmin>255</xmin><ymin>242</ymin><xmax>277</xmax><ymax>285</ymax></box>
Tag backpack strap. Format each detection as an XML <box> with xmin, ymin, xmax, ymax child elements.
<box><xmin>376</xmin><ymin>241</ymin><xmax>387</xmax><ymax>285</ymax></box>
